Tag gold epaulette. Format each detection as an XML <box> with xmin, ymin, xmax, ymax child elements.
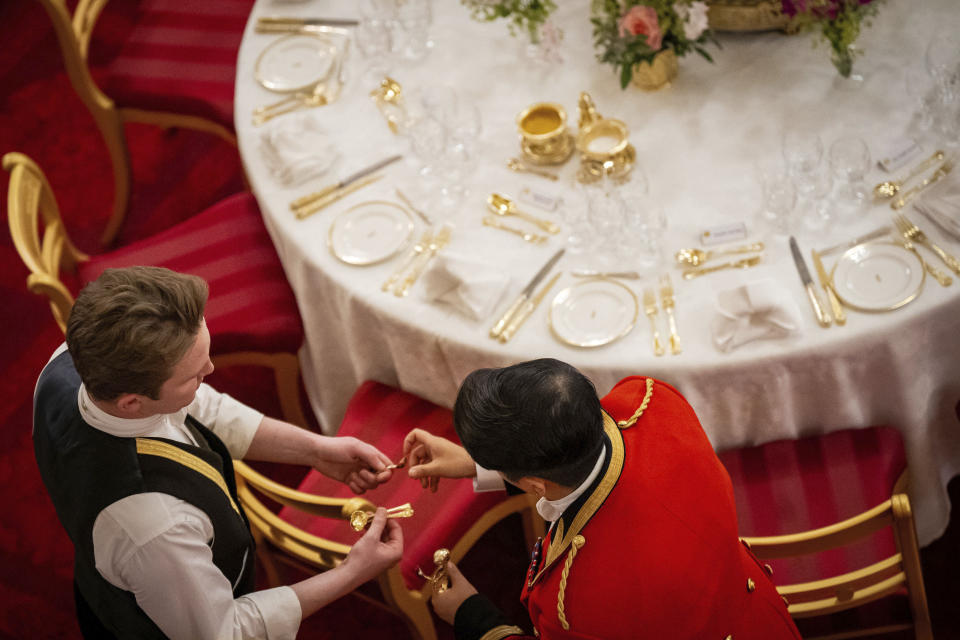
<box><xmin>556</xmin><ymin>534</ymin><xmax>586</xmax><ymax>631</ymax></box>
<box><xmin>616</xmin><ymin>377</ymin><xmax>654</xmax><ymax>429</ymax></box>
<box><xmin>479</xmin><ymin>625</ymin><xmax>527</xmax><ymax>640</ymax></box>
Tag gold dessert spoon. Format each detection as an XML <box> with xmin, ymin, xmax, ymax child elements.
<box><xmin>349</xmin><ymin>503</ymin><xmax>415</xmax><ymax>531</ymax></box>
<box><xmin>682</xmin><ymin>255</ymin><xmax>763</xmax><ymax>280</ymax></box>
<box><xmin>487</xmin><ymin>193</ymin><xmax>560</xmax><ymax>234</ymax></box>
<box><xmin>873</xmin><ymin>149</ymin><xmax>945</xmax><ymax>199</ymax></box>
<box><xmin>675</xmin><ymin>242</ymin><xmax>765</xmax><ymax>267</ymax></box>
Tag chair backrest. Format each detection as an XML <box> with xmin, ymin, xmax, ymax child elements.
<box><xmin>4</xmin><ymin>152</ymin><xmax>88</xmax><ymax>333</ymax></box>
<box><xmin>742</xmin><ymin>494</ymin><xmax>932</xmax><ymax>640</ymax></box>
<box><xmin>36</xmin><ymin>0</ymin><xmax>131</xmax><ymax>246</ymax></box>
<box><xmin>233</xmin><ymin>460</ymin><xmax>374</xmax><ymax>572</ymax></box>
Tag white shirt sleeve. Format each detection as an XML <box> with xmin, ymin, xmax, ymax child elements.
<box><xmin>93</xmin><ymin>493</ymin><xmax>301</xmax><ymax>640</ymax></box>
<box><xmin>473</xmin><ymin>463</ymin><xmax>506</xmax><ymax>492</ymax></box>
<box><xmin>186</xmin><ymin>384</ymin><xmax>264</xmax><ymax>459</ymax></box>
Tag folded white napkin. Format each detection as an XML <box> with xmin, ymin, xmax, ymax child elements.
<box><xmin>913</xmin><ymin>169</ymin><xmax>960</xmax><ymax>240</ymax></box>
<box><xmin>711</xmin><ymin>280</ymin><xmax>801</xmax><ymax>353</ymax></box>
<box><xmin>420</xmin><ymin>253</ymin><xmax>511</xmax><ymax>321</ymax></box>
<box><xmin>259</xmin><ymin>113</ymin><xmax>339</xmax><ymax>186</ymax></box>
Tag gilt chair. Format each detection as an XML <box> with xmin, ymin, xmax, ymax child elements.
<box><xmin>236</xmin><ymin>380</ymin><xmax>544</xmax><ymax>640</ymax></box>
<box><xmin>37</xmin><ymin>0</ymin><xmax>252</xmax><ymax>246</ymax></box>
<box><xmin>5</xmin><ymin>151</ymin><xmax>309</xmax><ymax>429</ymax></box>
<box><xmin>718</xmin><ymin>427</ymin><xmax>933</xmax><ymax>640</ymax></box>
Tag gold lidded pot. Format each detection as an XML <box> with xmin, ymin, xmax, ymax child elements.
<box><xmin>516</xmin><ymin>102</ymin><xmax>574</xmax><ymax>165</ymax></box>
<box><xmin>576</xmin><ymin>116</ymin><xmax>636</xmax><ymax>183</ymax></box>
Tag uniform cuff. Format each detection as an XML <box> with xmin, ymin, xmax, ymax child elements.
<box><xmin>454</xmin><ymin>593</ymin><xmax>514</xmax><ymax>640</ymax></box>
<box><xmin>473</xmin><ymin>464</ymin><xmax>506</xmax><ymax>492</ymax></box>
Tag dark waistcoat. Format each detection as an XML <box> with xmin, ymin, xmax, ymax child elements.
<box><xmin>33</xmin><ymin>351</ymin><xmax>256</xmax><ymax>638</ymax></box>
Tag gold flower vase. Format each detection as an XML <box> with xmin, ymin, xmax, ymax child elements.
<box><xmin>631</xmin><ymin>49</ymin><xmax>679</xmax><ymax>91</ymax></box>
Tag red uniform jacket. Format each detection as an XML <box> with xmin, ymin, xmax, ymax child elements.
<box><xmin>455</xmin><ymin>376</ymin><xmax>801</xmax><ymax>640</ymax></box>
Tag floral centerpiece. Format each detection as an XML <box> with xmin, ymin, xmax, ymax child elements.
<box><xmin>461</xmin><ymin>0</ymin><xmax>559</xmax><ymax>44</ymax></box>
<box><xmin>591</xmin><ymin>0</ymin><xmax>717</xmax><ymax>89</ymax></box>
<box><xmin>782</xmin><ymin>0</ymin><xmax>882</xmax><ymax>78</ymax></box>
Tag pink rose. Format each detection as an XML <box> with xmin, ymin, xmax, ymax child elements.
<box><xmin>618</xmin><ymin>5</ymin><xmax>663</xmax><ymax>51</ymax></box>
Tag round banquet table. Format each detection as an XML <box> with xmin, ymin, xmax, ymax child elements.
<box><xmin>235</xmin><ymin>0</ymin><xmax>960</xmax><ymax>545</ymax></box>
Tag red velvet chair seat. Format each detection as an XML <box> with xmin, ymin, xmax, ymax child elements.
<box><xmin>102</xmin><ymin>0</ymin><xmax>255</xmax><ymax>130</ymax></box>
<box><xmin>717</xmin><ymin>426</ymin><xmax>910</xmax><ymax>635</ymax></box>
<box><xmin>78</xmin><ymin>192</ymin><xmax>303</xmax><ymax>356</ymax></box>
<box><xmin>279</xmin><ymin>381</ymin><xmax>508</xmax><ymax>591</ymax></box>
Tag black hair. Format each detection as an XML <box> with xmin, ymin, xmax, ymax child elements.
<box><xmin>453</xmin><ymin>358</ymin><xmax>604</xmax><ymax>488</ymax></box>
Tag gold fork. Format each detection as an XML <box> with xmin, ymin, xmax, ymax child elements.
<box><xmin>642</xmin><ymin>288</ymin><xmax>665</xmax><ymax>357</ymax></box>
<box><xmin>395</xmin><ymin>226</ymin><xmax>452</xmax><ymax>297</ymax></box>
<box><xmin>893</xmin><ymin>214</ymin><xmax>960</xmax><ymax>275</ymax></box>
<box><xmin>900</xmin><ymin>239</ymin><xmax>952</xmax><ymax>287</ymax></box>
<box><xmin>252</xmin><ymin>82</ymin><xmax>328</xmax><ymax>126</ymax></box>
<box><xmin>382</xmin><ymin>230</ymin><xmax>433</xmax><ymax>293</ymax></box>
<box><xmin>659</xmin><ymin>274</ymin><xmax>682</xmax><ymax>355</ymax></box>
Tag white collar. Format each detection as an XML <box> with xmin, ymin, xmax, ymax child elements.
<box><xmin>535</xmin><ymin>447</ymin><xmax>606</xmax><ymax>524</ymax></box>
<box><xmin>78</xmin><ymin>384</ymin><xmax>170</xmax><ymax>438</ymax></box>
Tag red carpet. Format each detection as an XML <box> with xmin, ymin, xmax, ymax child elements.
<box><xmin>1</xmin><ymin>1</ymin><xmax>957</xmax><ymax>639</ymax></box>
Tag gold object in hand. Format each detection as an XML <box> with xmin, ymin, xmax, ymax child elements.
<box><xmin>417</xmin><ymin>548</ymin><xmax>451</xmax><ymax>593</ymax></box>
<box><xmin>350</xmin><ymin>503</ymin><xmax>414</xmax><ymax>531</ymax></box>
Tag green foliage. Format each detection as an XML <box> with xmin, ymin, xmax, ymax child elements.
<box><xmin>788</xmin><ymin>0</ymin><xmax>882</xmax><ymax>78</ymax></box>
<box><xmin>461</xmin><ymin>0</ymin><xmax>559</xmax><ymax>43</ymax></box>
<box><xmin>591</xmin><ymin>0</ymin><xmax>717</xmax><ymax>89</ymax></box>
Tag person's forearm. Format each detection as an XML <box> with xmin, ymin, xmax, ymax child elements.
<box><xmin>291</xmin><ymin>562</ymin><xmax>368</xmax><ymax>619</ymax></box>
<box><xmin>243</xmin><ymin>416</ymin><xmax>321</xmax><ymax>466</ymax></box>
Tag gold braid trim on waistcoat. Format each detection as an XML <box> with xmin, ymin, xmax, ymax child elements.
<box><xmin>556</xmin><ymin>534</ymin><xmax>586</xmax><ymax>631</ymax></box>
<box><xmin>616</xmin><ymin>378</ymin><xmax>654</xmax><ymax>429</ymax></box>
<box><xmin>135</xmin><ymin>438</ymin><xmax>240</xmax><ymax>515</ymax></box>
<box><xmin>479</xmin><ymin>625</ymin><xmax>527</xmax><ymax>640</ymax></box>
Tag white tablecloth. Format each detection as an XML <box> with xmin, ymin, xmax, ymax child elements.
<box><xmin>235</xmin><ymin>0</ymin><xmax>960</xmax><ymax>545</ymax></box>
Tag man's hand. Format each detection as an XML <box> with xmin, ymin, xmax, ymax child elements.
<box><xmin>430</xmin><ymin>561</ymin><xmax>477</xmax><ymax>625</ymax></box>
<box><xmin>341</xmin><ymin>508</ymin><xmax>403</xmax><ymax>583</ymax></box>
<box><xmin>313</xmin><ymin>436</ymin><xmax>394</xmax><ymax>494</ymax></box>
<box><xmin>403</xmin><ymin>429</ymin><xmax>476</xmax><ymax>492</ymax></box>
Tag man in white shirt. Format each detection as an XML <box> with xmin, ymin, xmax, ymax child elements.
<box><xmin>34</xmin><ymin>266</ymin><xmax>402</xmax><ymax>639</ymax></box>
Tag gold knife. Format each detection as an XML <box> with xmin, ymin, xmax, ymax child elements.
<box><xmin>810</xmin><ymin>249</ymin><xmax>845</xmax><ymax>326</ymax></box>
<box><xmin>499</xmin><ymin>271</ymin><xmax>562</xmax><ymax>343</ymax></box>
<box><xmin>789</xmin><ymin>236</ymin><xmax>831</xmax><ymax>328</ymax></box>
<box><xmin>294</xmin><ymin>174</ymin><xmax>383</xmax><ymax>220</ymax></box>
<box><xmin>489</xmin><ymin>249</ymin><xmax>565</xmax><ymax>339</ymax></box>
<box><xmin>290</xmin><ymin>154</ymin><xmax>402</xmax><ymax>211</ymax></box>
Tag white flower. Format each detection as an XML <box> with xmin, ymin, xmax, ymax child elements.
<box><xmin>675</xmin><ymin>1</ymin><xmax>709</xmax><ymax>41</ymax></box>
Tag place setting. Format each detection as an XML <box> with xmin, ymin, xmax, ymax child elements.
<box><xmin>250</xmin><ymin>25</ymin><xmax>351</xmax><ymax>126</ymax></box>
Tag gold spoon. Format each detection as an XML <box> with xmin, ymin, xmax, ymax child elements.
<box><xmin>682</xmin><ymin>255</ymin><xmax>763</xmax><ymax>280</ymax></box>
<box><xmin>349</xmin><ymin>503</ymin><xmax>415</xmax><ymax>531</ymax></box>
<box><xmin>482</xmin><ymin>216</ymin><xmax>548</xmax><ymax>244</ymax></box>
<box><xmin>873</xmin><ymin>149</ymin><xmax>945</xmax><ymax>199</ymax></box>
<box><xmin>487</xmin><ymin>193</ymin><xmax>560</xmax><ymax>234</ymax></box>
<box><xmin>675</xmin><ymin>242</ymin><xmax>765</xmax><ymax>267</ymax></box>
<box><xmin>506</xmin><ymin>158</ymin><xmax>558</xmax><ymax>181</ymax></box>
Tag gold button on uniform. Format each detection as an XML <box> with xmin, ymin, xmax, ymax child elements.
<box><xmin>746</xmin><ymin>578</ymin><xmax>756</xmax><ymax>593</ymax></box>
<box><xmin>724</xmin><ymin>635</ymin><xmax>733</xmax><ymax>640</ymax></box>
<box><xmin>763</xmin><ymin>563</ymin><xmax>774</xmax><ymax>575</ymax></box>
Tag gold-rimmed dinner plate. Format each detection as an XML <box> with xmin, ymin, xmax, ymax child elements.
<box><xmin>327</xmin><ymin>200</ymin><xmax>415</xmax><ymax>265</ymax></box>
<box><xmin>255</xmin><ymin>34</ymin><xmax>338</xmax><ymax>92</ymax></box>
<box><xmin>830</xmin><ymin>242</ymin><xmax>925</xmax><ymax>312</ymax></box>
<box><xmin>549</xmin><ymin>278</ymin><xmax>639</xmax><ymax>347</ymax></box>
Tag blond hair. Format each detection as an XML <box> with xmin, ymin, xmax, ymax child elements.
<box><xmin>66</xmin><ymin>266</ymin><xmax>208</xmax><ymax>400</ymax></box>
